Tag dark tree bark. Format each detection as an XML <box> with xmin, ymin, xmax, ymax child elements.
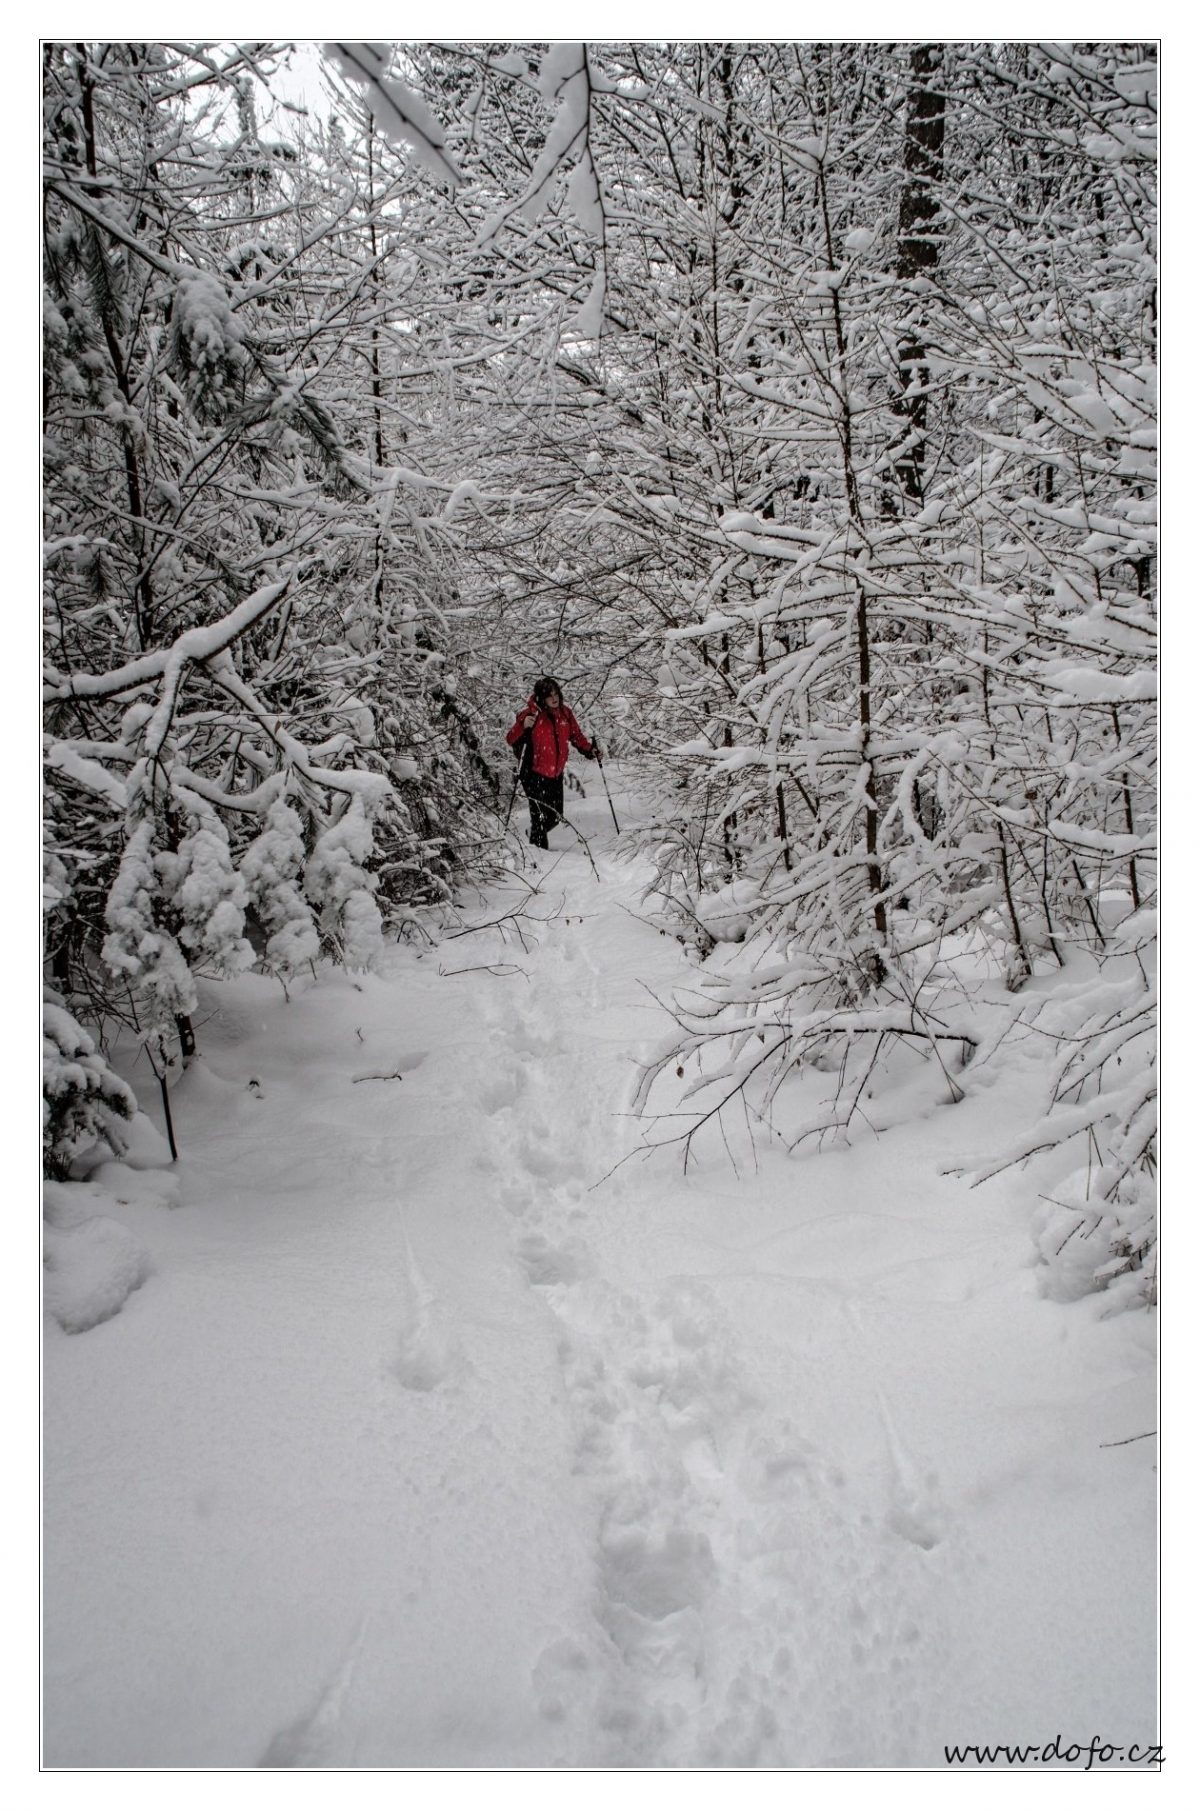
<box><xmin>887</xmin><ymin>43</ymin><xmax>946</xmax><ymax>513</ymax></box>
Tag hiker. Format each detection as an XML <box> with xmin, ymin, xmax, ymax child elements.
<box><xmin>506</xmin><ymin>677</ymin><xmax>600</xmax><ymax>848</ymax></box>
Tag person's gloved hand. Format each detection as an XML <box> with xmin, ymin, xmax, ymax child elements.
<box><xmin>588</xmin><ymin>743</ymin><xmax>602</xmax><ymax>761</ymax></box>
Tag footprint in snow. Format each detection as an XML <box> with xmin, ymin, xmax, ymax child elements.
<box><xmin>391</xmin><ymin>1320</ymin><xmax>451</xmax><ymax>1392</ymax></box>
<box><xmin>258</xmin><ymin>1618</ymin><xmax>369</xmax><ymax>1766</ymax></box>
<box><xmin>599</xmin><ymin>1521</ymin><xmax>717</xmax><ymax>1621</ymax></box>
<box><xmin>884</xmin><ymin>1485</ymin><xmax>943</xmax><ymax>1551</ymax></box>
<box><xmin>876</xmin><ymin>1390</ymin><xmax>945</xmax><ymax>1551</ymax></box>
<box><xmin>498</xmin><ymin>1178</ymin><xmax>534</xmax><ymax>1219</ymax></box>
<box><xmin>390</xmin><ymin>1250</ymin><xmax>456</xmax><ymax>1391</ymax></box>
<box><xmin>480</xmin><ymin>1068</ymin><xmax>526</xmax><ymax>1112</ymax></box>
<box><xmin>516</xmin><ymin>1231</ymin><xmax>592</xmax><ymax>1287</ymax></box>
<box><xmin>516</xmin><ymin>1135</ymin><xmax>587</xmax><ymax>1185</ymax></box>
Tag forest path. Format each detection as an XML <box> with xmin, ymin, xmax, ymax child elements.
<box><xmin>454</xmin><ymin>780</ymin><xmax>982</xmax><ymax>1765</ymax></box>
<box><xmin>42</xmin><ymin>765</ymin><xmax>1157</xmax><ymax>1768</ymax></box>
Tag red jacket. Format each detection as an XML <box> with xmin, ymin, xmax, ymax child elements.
<box><xmin>507</xmin><ymin>697</ymin><xmax>593</xmax><ymax>778</ymax></box>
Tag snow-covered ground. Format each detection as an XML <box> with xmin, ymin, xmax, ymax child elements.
<box><xmin>43</xmin><ymin>765</ymin><xmax>1156</xmax><ymax>1768</ymax></box>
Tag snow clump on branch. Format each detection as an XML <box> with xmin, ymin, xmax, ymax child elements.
<box><xmin>304</xmin><ymin>794</ymin><xmax>385</xmax><ymax>969</ymax></box>
<box><xmin>239</xmin><ymin>794</ymin><xmax>321</xmax><ymax>975</ymax></box>
<box><xmin>168</xmin><ymin>272</ymin><xmax>246</xmax><ymax>419</ymax></box>
<box><xmin>102</xmin><ymin>818</ymin><xmax>199</xmax><ymax>1029</ymax></box>
<box><xmin>161</xmin><ymin>794</ymin><xmax>256</xmax><ymax>980</ymax></box>
<box><xmin>43</xmin><ymin>991</ymin><xmax>136</xmax><ymax>1180</ymax></box>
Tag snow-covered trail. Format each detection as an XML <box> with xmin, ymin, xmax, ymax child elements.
<box><xmin>43</xmin><ymin>765</ymin><xmax>1157</xmax><ymax>1768</ymax></box>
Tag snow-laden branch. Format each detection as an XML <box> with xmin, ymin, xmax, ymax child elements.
<box><xmin>203</xmin><ymin>655</ymin><xmax>393</xmax><ymax>808</ymax></box>
<box><xmin>44</xmin><ymin>741</ymin><xmax>129</xmax><ymax>811</ymax></box>
<box><xmin>324</xmin><ymin>43</ymin><xmax>463</xmax><ymax>188</ymax></box>
<box><xmin>960</xmin><ymin>1078</ymin><xmax>1154</xmax><ymax>1186</ymax></box>
<box><xmin>45</xmin><ymin>576</ymin><xmax>294</xmax><ymax>706</ymax></box>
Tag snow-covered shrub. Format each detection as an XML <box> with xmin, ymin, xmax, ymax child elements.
<box><xmin>958</xmin><ymin>928</ymin><xmax>1157</xmax><ymax>1309</ymax></box>
<box><xmin>43</xmin><ymin>991</ymin><xmax>136</xmax><ymax>1179</ymax></box>
<box><xmin>304</xmin><ymin>794</ymin><xmax>384</xmax><ymax>968</ymax></box>
<box><xmin>1032</xmin><ymin>1168</ymin><xmax>1156</xmax><ymax>1311</ymax></box>
<box><xmin>103</xmin><ymin>764</ymin><xmax>259</xmax><ymax>1033</ymax></box>
<box><xmin>102</xmin><ymin>817</ymin><xmax>198</xmax><ymax>1030</ymax></box>
<box><xmin>159</xmin><ymin>792</ymin><xmax>255</xmax><ymax>979</ymax></box>
<box><xmin>239</xmin><ymin>792</ymin><xmax>321</xmax><ymax>974</ymax></box>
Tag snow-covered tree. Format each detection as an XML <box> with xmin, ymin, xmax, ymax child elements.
<box><xmin>42</xmin><ymin>42</ymin><xmax>511</xmax><ymax>1135</ymax></box>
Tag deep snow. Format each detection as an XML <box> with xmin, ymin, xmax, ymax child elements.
<box><xmin>42</xmin><ymin>764</ymin><xmax>1156</xmax><ymax>1768</ymax></box>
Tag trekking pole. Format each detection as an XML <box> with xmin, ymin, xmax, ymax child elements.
<box><xmin>503</xmin><ymin>765</ymin><xmax>521</xmax><ymax>833</ymax></box>
<box><xmin>503</xmin><ymin>733</ymin><xmax>531</xmax><ymax>833</ymax></box>
<box><xmin>595</xmin><ymin>752</ymin><xmax>620</xmax><ymax>834</ymax></box>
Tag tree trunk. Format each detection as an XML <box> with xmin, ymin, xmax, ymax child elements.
<box><xmin>886</xmin><ymin>43</ymin><xmax>945</xmax><ymax>513</ymax></box>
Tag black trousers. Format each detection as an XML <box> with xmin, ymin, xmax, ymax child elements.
<box><xmin>526</xmin><ymin>771</ymin><xmax>564</xmax><ymax>847</ymax></box>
